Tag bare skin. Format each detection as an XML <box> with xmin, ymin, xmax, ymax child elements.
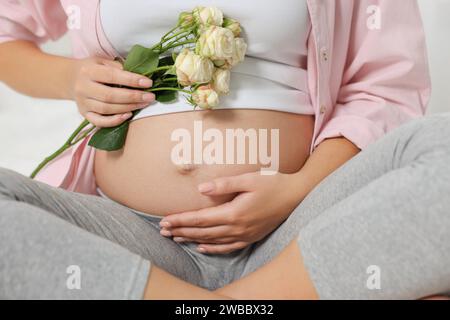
<box><xmin>144</xmin><ymin>240</ymin><xmax>319</xmax><ymax>300</ymax></box>
<box><xmin>94</xmin><ymin>109</ymin><xmax>315</xmax><ymax>216</ymax></box>
<box><xmin>143</xmin><ymin>137</ymin><xmax>360</xmax><ymax>299</ymax></box>
<box><xmin>2</xmin><ymin>35</ymin><xmax>448</xmax><ymax>301</ymax></box>
<box><xmin>159</xmin><ymin>137</ymin><xmax>360</xmax><ymax>254</ymax></box>
<box><xmin>0</xmin><ymin>41</ymin><xmax>359</xmax><ymax>299</ymax></box>
<box><xmin>144</xmin><ymin>238</ymin><xmax>450</xmax><ymax>300</ymax></box>
<box><xmin>0</xmin><ymin>40</ymin><xmax>155</xmax><ymax>127</ymax></box>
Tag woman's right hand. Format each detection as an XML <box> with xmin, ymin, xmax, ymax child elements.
<box><xmin>69</xmin><ymin>57</ymin><xmax>155</xmax><ymax>127</ymax></box>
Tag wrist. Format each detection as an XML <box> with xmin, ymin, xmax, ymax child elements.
<box><xmin>61</xmin><ymin>58</ymin><xmax>79</xmax><ymax>100</ymax></box>
<box><xmin>283</xmin><ymin>170</ymin><xmax>312</xmax><ymax>207</ymax></box>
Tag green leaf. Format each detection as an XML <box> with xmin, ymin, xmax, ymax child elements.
<box><xmin>123</xmin><ymin>45</ymin><xmax>159</xmax><ymax>75</ymax></box>
<box><xmin>156</xmin><ymin>91</ymin><xmax>178</xmax><ymax>103</ymax></box>
<box><xmin>88</xmin><ymin>121</ymin><xmax>130</xmax><ymax>151</ymax></box>
<box><xmin>153</xmin><ymin>75</ymin><xmax>178</xmax><ymax>88</ymax></box>
<box><xmin>162</xmin><ymin>78</ymin><xmax>179</xmax><ymax>87</ymax></box>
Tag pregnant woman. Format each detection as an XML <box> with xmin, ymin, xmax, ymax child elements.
<box><xmin>1</xmin><ymin>0</ymin><xmax>449</xmax><ymax>299</ymax></box>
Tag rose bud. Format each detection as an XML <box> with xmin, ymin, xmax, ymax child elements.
<box><xmin>223</xmin><ymin>18</ymin><xmax>242</xmax><ymax>37</ymax></box>
<box><xmin>212</xmin><ymin>68</ymin><xmax>231</xmax><ymax>95</ymax></box>
<box><xmin>178</xmin><ymin>12</ymin><xmax>195</xmax><ymax>28</ymax></box>
<box><xmin>192</xmin><ymin>85</ymin><xmax>220</xmax><ymax>109</ymax></box>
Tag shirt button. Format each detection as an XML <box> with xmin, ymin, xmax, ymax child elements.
<box><xmin>320</xmin><ymin>105</ymin><xmax>327</xmax><ymax>114</ymax></box>
<box><xmin>321</xmin><ymin>49</ymin><xmax>329</xmax><ymax>62</ymax></box>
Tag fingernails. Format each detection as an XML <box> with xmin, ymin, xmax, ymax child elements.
<box><xmin>159</xmin><ymin>221</ymin><xmax>171</xmax><ymax>228</ymax></box>
<box><xmin>197</xmin><ymin>246</ymin><xmax>206</xmax><ymax>253</ymax></box>
<box><xmin>121</xmin><ymin>112</ymin><xmax>132</xmax><ymax>120</ymax></box>
<box><xmin>173</xmin><ymin>237</ymin><xmax>185</xmax><ymax>242</ymax></box>
<box><xmin>139</xmin><ymin>78</ymin><xmax>152</xmax><ymax>87</ymax></box>
<box><xmin>198</xmin><ymin>182</ymin><xmax>215</xmax><ymax>194</ymax></box>
<box><xmin>142</xmin><ymin>93</ymin><xmax>155</xmax><ymax>102</ymax></box>
<box><xmin>160</xmin><ymin>229</ymin><xmax>172</xmax><ymax>237</ymax></box>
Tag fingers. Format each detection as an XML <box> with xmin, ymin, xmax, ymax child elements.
<box><xmin>83</xmin><ymin>98</ymin><xmax>149</xmax><ymax>115</ymax></box>
<box><xmin>171</xmin><ymin>236</ymin><xmax>236</xmax><ymax>244</ymax></box>
<box><xmin>85</xmin><ymin>111</ymin><xmax>133</xmax><ymax>128</ymax></box>
<box><xmin>163</xmin><ymin>229</ymin><xmax>249</xmax><ymax>254</ymax></box>
<box><xmin>197</xmin><ymin>242</ymin><xmax>249</xmax><ymax>255</ymax></box>
<box><xmin>87</xmin><ymin>81</ymin><xmax>155</xmax><ymax>104</ymax></box>
<box><xmin>90</xmin><ymin>64</ymin><xmax>153</xmax><ymax>88</ymax></box>
<box><xmin>100</xmin><ymin>59</ymin><xmax>124</xmax><ymax>70</ymax></box>
<box><xmin>161</xmin><ymin>225</ymin><xmax>235</xmax><ymax>241</ymax></box>
<box><xmin>197</xmin><ymin>173</ymin><xmax>256</xmax><ymax>196</ymax></box>
<box><xmin>160</xmin><ymin>203</ymin><xmax>233</xmax><ymax>228</ymax></box>
<box><xmin>73</xmin><ymin>58</ymin><xmax>156</xmax><ymax>127</ymax></box>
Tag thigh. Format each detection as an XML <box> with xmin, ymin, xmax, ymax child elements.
<box><xmin>294</xmin><ymin>153</ymin><xmax>450</xmax><ymax>299</ymax></box>
<box><xmin>242</xmin><ymin>114</ymin><xmax>450</xmax><ymax>278</ymax></box>
<box><xmin>0</xmin><ymin>167</ymin><xmax>203</xmax><ymax>285</ymax></box>
<box><xmin>0</xmin><ymin>199</ymin><xmax>151</xmax><ymax>299</ymax></box>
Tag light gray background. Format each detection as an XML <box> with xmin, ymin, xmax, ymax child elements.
<box><xmin>1</xmin><ymin>0</ymin><xmax>449</xmax><ymax>175</ymax></box>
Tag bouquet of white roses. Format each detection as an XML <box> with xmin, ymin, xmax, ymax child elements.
<box><xmin>30</xmin><ymin>6</ymin><xmax>247</xmax><ymax>178</ymax></box>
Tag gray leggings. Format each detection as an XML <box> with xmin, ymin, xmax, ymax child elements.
<box><xmin>1</xmin><ymin>114</ymin><xmax>450</xmax><ymax>299</ymax></box>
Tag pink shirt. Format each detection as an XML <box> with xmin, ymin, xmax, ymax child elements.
<box><xmin>0</xmin><ymin>0</ymin><xmax>432</xmax><ymax>195</ymax></box>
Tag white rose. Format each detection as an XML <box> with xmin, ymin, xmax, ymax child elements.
<box><xmin>212</xmin><ymin>68</ymin><xmax>230</xmax><ymax>95</ymax></box>
<box><xmin>213</xmin><ymin>38</ymin><xmax>247</xmax><ymax>69</ymax></box>
<box><xmin>193</xmin><ymin>6</ymin><xmax>223</xmax><ymax>26</ymax></box>
<box><xmin>227</xmin><ymin>37</ymin><xmax>247</xmax><ymax>67</ymax></box>
<box><xmin>175</xmin><ymin>48</ymin><xmax>214</xmax><ymax>86</ymax></box>
<box><xmin>192</xmin><ymin>85</ymin><xmax>220</xmax><ymax>109</ymax></box>
<box><xmin>196</xmin><ymin>26</ymin><xmax>235</xmax><ymax>60</ymax></box>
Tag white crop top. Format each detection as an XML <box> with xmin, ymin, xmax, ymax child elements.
<box><xmin>99</xmin><ymin>0</ymin><xmax>313</xmax><ymax>119</ymax></box>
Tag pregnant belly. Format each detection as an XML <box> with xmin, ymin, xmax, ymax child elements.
<box><xmin>94</xmin><ymin>109</ymin><xmax>314</xmax><ymax>216</ymax></box>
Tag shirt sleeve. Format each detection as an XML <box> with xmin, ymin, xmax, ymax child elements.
<box><xmin>0</xmin><ymin>0</ymin><xmax>68</xmax><ymax>45</ymax></box>
<box><xmin>315</xmin><ymin>0</ymin><xmax>432</xmax><ymax>150</ymax></box>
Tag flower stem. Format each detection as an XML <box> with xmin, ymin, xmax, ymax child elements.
<box><xmin>162</xmin><ymin>28</ymin><xmax>193</xmax><ymax>43</ymax></box>
<box><xmin>30</xmin><ymin>119</ymin><xmax>91</xmax><ymax>179</ymax></box>
<box><xmin>72</xmin><ymin>125</ymin><xmax>96</xmax><ymax>145</ymax></box>
<box><xmin>152</xmin><ymin>26</ymin><xmax>195</xmax><ymax>54</ymax></box>
<box><xmin>153</xmin><ymin>65</ymin><xmax>172</xmax><ymax>72</ymax></box>
<box><xmin>160</xmin><ymin>25</ymin><xmax>182</xmax><ymax>42</ymax></box>
<box><xmin>149</xmin><ymin>25</ymin><xmax>182</xmax><ymax>52</ymax></box>
<box><xmin>161</xmin><ymin>33</ymin><xmax>194</xmax><ymax>52</ymax></box>
<box><xmin>147</xmin><ymin>87</ymin><xmax>191</xmax><ymax>94</ymax></box>
<box><xmin>143</xmin><ymin>65</ymin><xmax>172</xmax><ymax>77</ymax></box>
<box><xmin>162</xmin><ymin>77</ymin><xmax>178</xmax><ymax>82</ymax></box>
<box><xmin>163</xmin><ymin>40</ymin><xmax>197</xmax><ymax>51</ymax></box>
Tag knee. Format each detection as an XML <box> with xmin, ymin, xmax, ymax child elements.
<box><xmin>0</xmin><ymin>167</ymin><xmax>26</xmax><ymax>199</ymax></box>
<box><xmin>413</xmin><ymin>113</ymin><xmax>450</xmax><ymax>145</ymax></box>
<box><xmin>380</xmin><ymin>113</ymin><xmax>450</xmax><ymax>169</ymax></box>
<box><xmin>398</xmin><ymin>113</ymin><xmax>450</xmax><ymax>155</ymax></box>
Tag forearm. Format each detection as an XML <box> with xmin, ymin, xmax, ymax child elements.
<box><xmin>0</xmin><ymin>40</ymin><xmax>75</xmax><ymax>100</ymax></box>
<box><xmin>290</xmin><ymin>137</ymin><xmax>361</xmax><ymax>201</ymax></box>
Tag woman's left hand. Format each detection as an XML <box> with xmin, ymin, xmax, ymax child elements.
<box><xmin>159</xmin><ymin>171</ymin><xmax>304</xmax><ymax>254</ymax></box>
